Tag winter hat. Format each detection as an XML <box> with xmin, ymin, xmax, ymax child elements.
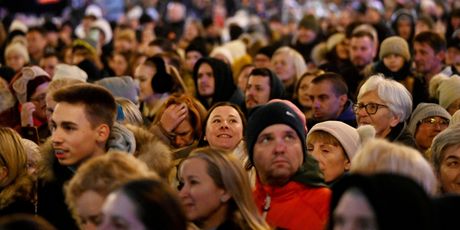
<box><xmin>307</xmin><ymin>121</ymin><xmax>375</xmax><ymax>160</ymax></box>
<box><xmin>95</xmin><ymin>76</ymin><xmax>138</xmax><ymax>103</ymax></box>
<box><xmin>451</xmin><ymin>110</ymin><xmax>460</xmax><ymax>125</ymax></box>
<box><xmin>408</xmin><ymin>103</ymin><xmax>452</xmax><ymax>134</ymax></box>
<box><xmin>379</xmin><ymin>36</ymin><xmax>411</xmax><ymax>61</ymax></box>
<box><xmin>311</xmin><ymin>42</ymin><xmax>328</xmax><ymax>66</ymax></box>
<box><xmin>246</xmin><ymin>101</ymin><xmax>307</xmax><ymax>165</ymax></box>
<box><xmin>429</xmin><ymin>74</ymin><xmax>460</xmax><ymax>109</ymax></box>
<box><xmin>4</xmin><ymin>42</ymin><xmax>30</xmax><ymax>64</ymax></box>
<box><xmin>11</xmin><ymin>66</ymin><xmax>50</xmax><ymax>104</ymax></box>
<box><xmin>52</xmin><ymin>64</ymin><xmax>88</xmax><ymax>82</ymax></box>
<box><xmin>298</xmin><ymin>14</ymin><xmax>319</xmax><ymax>32</ymax></box>
<box><xmin>210</xmin><ymin>46</ymin><xmax>234</xmax><ymax>64</ymax></box>
<box><xmin>326</xmin><ymin>33</ymin><xmax>346</xmax><ymax>52</ymax></box>
<box><xmin>8</xmin><ymin>19</ymin><xmax>28</xmax><ymax>33</ymax></box>
<box><xmin>91</xmin><ymin>19</ymin><xmax>113</xmax><ymax>45</ymax></box>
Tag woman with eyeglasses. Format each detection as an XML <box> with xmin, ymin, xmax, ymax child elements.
<box><xmin>9</xmin><ymin>66</ymin><xmax>51</xmax><ymax>144</ymax></box>
<box><xmin>354</xmin><ymin>74</ymin><xmax>416</xmax><ymax>148</ymax></box>
<box><xmin>408</xmin><ymin>103</ymin><xmax>451</xmax><ymax>155</ymax></box>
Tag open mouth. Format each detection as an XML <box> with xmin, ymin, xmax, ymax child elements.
<box><xmin>54</xmin><ymin>149</ymin><xmax>67</xmax><ymax>159</ymax></box>
<box><xmin>217</xmin><ymin>134</ymin><xmax>232</xmax><ymax>138</ymax></box>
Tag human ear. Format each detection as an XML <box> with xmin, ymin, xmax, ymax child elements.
<box><xmin>96</xmin><ymin>124</ymin><xmax>111</xmax><ymax>143</ymax></box>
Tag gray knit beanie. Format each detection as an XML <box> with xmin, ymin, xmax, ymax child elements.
<box><xmin>379</xmin><ymin>36</ymin><xmax>411</xmax><ymax>61</ymax></box>
<box><xmin>408</xmin><ymin>103</ymin><xmax>452</xmax><ymax>135</ymax></box>
<box><xmin>95</xmin><ymin>76</ymin><xmax>138</xmax><ymax>103</ymax></box>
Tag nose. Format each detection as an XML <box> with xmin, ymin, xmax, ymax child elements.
<box><xmin>219</xmin><ymin>120</ymin><xmax>229</xmax><ymax>129</ymax></box>
<box><xmin>178</xmin><ymin>183</ymin><xmax>189</xmax><ymax>199</ymax></box>
<box><xmin>313</xmin><ymin>98</ymin><xmax>321</xmax><ymax>108</ymax></box>
<box><xmin>273</xmin><ymin>138</ymin><xmax>287</xmax><ymax>154</ymax></box>
<box><xmin>355</xmin><ymin>106</ymin><xmax>368</xmax><ymax>117</ymax></box>
<box><xmin>51</xmin><ymin>128</ymin><xmax>63</xmax><ymax>145</ymax></box>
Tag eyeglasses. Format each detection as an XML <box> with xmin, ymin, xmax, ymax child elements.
<box><xmin>30</xmin><ymin>93</ymin><xmax>46</xmax><ymax>103</ymax></box>
<box><xmin>353</xmin><ymin>103</ymin><xmax>388</xmax><ymax>115</ymax></box>
<box><xmin>419</xmin><ymin>117</ymin><xmax>450</xmax><ymax>127</ymax></box>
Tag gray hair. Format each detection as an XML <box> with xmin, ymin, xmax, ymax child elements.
<box><xmin>431</xmin><ymin>124</ymin><xmax>460</xmax><ymax>174</ymax></box>
<box><xmin>358</xmin><ymin>74</ymin><xmax>413</xmax><ymax>121</ymax></box>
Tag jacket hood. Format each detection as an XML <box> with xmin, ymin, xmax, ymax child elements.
<box><xmin>126</xmin><ymin>124</ymin><xmax>172</xmax><ymax>179</ymax></box>
<box><xmin>291</xmin><ymin>153</ymin><xmax>327</xmax><ymax>187</ymax></box>
<box><xmin>0</xmin><ymin>172</ymin><xmax>34</xmax><ymax>209</ymax></box>
<box><xmin>106</xmin><ymin>122</ymin><xmax>136</xmax><ymax>154</ymax></box>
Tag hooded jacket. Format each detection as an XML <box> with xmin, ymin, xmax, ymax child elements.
<box><xmin>0</xmin><ymin>171</ymin><xmax>35</xmax><ymax>215</ymax></box>
<box><xmin>193</xmin><ymin>58</ymin><xmax>244</xmax><ymax>109</ymax></box>
<box><xmin>253</xmin><ymin>154</ymin><xmax>331</xmax><ymax>230</ymax></box>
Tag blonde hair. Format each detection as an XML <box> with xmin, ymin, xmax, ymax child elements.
<box><xmin>65</xmin><ymin>151</ymin><xmax>158</xmax><ymax>226</ymax></box>
<box><xmin>0</xmin><ymin>127</ymin><xmax>29</xmax><ymax>188</ymax></box>
<box><xmin>272</xmin><ymin>46</ymin><xmax>307</xmax><ymax>81</ymax></box>
<box><xmin>115</xmin><ymin>97</ymin><xmax>143</xmax><ymax>126</ymax></box>
<box><xmin>180</xmin><ymin>147</ymin><xmax>270</xmax><ymax>230</ymax></box>
<box><xmin>351</xmin><ymin>138</ymin><xmax>437</xmax><ymax>195</ymax></box>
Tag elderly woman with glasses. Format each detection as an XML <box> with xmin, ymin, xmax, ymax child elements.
<box><xmin>354</xmin><ymin>74</ymin><xmax>416</xmax><ymax>148</ymax></box>
<box><xmin>408</xmin><ymin>103</ymin><xmax>451</xmax><ymax>155</ymax></box>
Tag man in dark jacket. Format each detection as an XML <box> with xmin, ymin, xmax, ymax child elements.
<box><xmin>307</xmin><ymin>73</ymin><xmax>356</xmax><ymax>129</ymax></box>
<box><xmin>244</xmin><ymin>68</ymin><xmax>285</xmax><ymax>111</ymax></box>
<box><xmin>37</xmin><ymin>84</ymin><xmax>133</xmax><ymax>229</ymax></box>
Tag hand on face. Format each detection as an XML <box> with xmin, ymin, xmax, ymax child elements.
<box><xmin>160</xmin><ymin>103</ymin><xmax>188</xmax><ymax>133</ymax></box>
<box><xmin>21</xmin><ymin>102</ymin><xmax>36</xmax><ymax>127</ymax></box>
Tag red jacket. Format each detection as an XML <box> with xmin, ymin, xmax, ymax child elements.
<box><xmin>253</xmin><ymin>179</ymin><xmax>331</xmax><ymax>230</ymax></box>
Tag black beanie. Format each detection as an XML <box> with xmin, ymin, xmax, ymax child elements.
<box><xmin>246</xmin><ymin>102</ymin><xmax>306</xmax><ymax>166</ymax></box>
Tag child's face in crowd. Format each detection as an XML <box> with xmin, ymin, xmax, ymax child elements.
<box><xmin>383</xmin><ymin>54</ymin><xmax>405</xmax><ymax>72</ymax></box>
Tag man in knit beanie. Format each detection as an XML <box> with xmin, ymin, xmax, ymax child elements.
<box><xmin>246</xmin><ymin>101</ymin><xmax>330</xmax><ymax>230</ymax></box>
<box><xmin>292</xmin><ymin>14</ymin><xmax>321</xmax><ymax>64</ymax></box>
<box><xmin>307</xmin><ymin>121</ymin><xmax>374</xmax><ymax>184</ymax></box>
<box><xmin>408</xmin><ymin>103</ymin><xmax>451</xmax><ymax>153</ymax></box>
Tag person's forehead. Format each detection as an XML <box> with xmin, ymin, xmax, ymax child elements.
<box><xmin>259</xmin><ymin>124</ymin><xmax>296</xmax><ymax>135</ymax></box>
<box><xmin>52</xmin><ymin>102</ymin><xmax>88</xmax><ymax>121</ymax></box>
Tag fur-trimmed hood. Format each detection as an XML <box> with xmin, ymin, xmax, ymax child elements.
<box><xmin>0</xmin><ymin>171</ymin><xmax>34</xmax><ymax>210</ymax></box>
<box><xmin>125</xmin><ymin>124</ymin><xmax>173</xmax><ymax>179</ymax></box>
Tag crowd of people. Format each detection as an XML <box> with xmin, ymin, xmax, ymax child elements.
<box><xmin>1</xmin><ymin>0</ymin><xmax>460</xmax><ymax>229</ymax></box>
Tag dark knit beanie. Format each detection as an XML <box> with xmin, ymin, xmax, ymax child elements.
<box><xmin>298</xmin><ymin>14</ymin><xmax>319</xmax><ymax>32</ymax></box>
<box><xmin>246</xmin><ymin>102</ymin><xmax>306</xmax><ymax>166</ymax></box>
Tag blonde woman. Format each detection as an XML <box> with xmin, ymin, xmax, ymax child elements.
<box><xmin>64</xmin><ymin>152</ymin><xmax>158</xmax><ymax>230</ymax></box>
<box><xmin>351</xmin><ymin>138</ymin><xmax>437</xmax><ymax>196</ymax></box>
<box><xmin>0</xmin><ymin>127</ymin><xmax>35</xmax><ymax>215</ymax></box>
<box><xmin>178</xmin><ymin>147</ymin><xmax>270</xmax><ymax>230</ymax></box>
<box><xmin>271</xmin><ymin>46</ymin><xmax>307</xmax><ymax>99</ymax></box>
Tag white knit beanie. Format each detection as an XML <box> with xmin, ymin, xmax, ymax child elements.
<box><xmin>429</xmin><ymin>74</ymin><xmax>460</xmax><ymax>109</ymax></box>
<box><xmin>307</xmin><ymin>121</ymin><xmax>375</xmax><ymax>160</ymax></box>
<box><xmin>52</xmin><ymin>64</ymin><xmax>88</xmax><ymax>82</ymax></box>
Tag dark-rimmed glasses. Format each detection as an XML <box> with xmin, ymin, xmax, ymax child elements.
<box><xmin>353</xmin><ymin>103</ymin><xmax>388</xmax><ymax>115</ymax></box>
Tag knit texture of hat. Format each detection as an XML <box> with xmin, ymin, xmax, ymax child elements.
<box><xmin>430</xmin><ymin>75</ymin><xmax>460</xmax><ymax>109</ymax></box>
<box><xmin>52</xmin><ymin>64</ymin><xmax>88</xmax><ymax>82</ymax></box>
<box><xmin>326</xmin><ymin>33</ymin><xmax>346</xmax><ymax>52</ymax></box>
<box><xmin>308</xmin><ymin>121</ymin><xmax>361</xmax><ymax>160</ymax></box>
<box><xmin>379</xmin><ymin>36</ymin><xmax>411</xmax><ymax>61</ymax></box>
<box><xmin>298</xmin><ymin>14</ymin><xmax>319</xmax><ymax>32</ymax></box>
<box><xmin>408</xmin><ymin>103</ymin><xmax>452</xmax><ymax>134</ymax></box>
<box><xmin>96</xmin><ymin>76</ymin><xmax>138</xmax><ymax>103</ymax></box>
<box><xmin>246</xmin><ymin>102</ymin><xmax>306</xmax><ymax>166</ymax></box>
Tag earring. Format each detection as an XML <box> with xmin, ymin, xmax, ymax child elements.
<box><xmin>220</xmin><ymin>196</ymin><xmax>227</xmax><ymax>203</ymax></box>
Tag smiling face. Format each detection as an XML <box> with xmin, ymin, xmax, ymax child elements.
<box><xmin>178</xmin><ymin>158</ymin><xmax>228</xmax><ymax>227</ymax></box>
<box><xmin>439</xmin><ymin>145</ymin><xmax>460</xmax><ymax>194</ymax></box>
<box><xmin>205</xmin><ymin>106</ymin><xmax>243</xmax><ymax>151</ymax></box>
<box><xmin>50</xmin><ymin>103</ymin><xmax>107</xmax><ymax>166</ymax></box>
<box><xmin>253</xmin><ymin>124</ymin><xmax>303</xmax><ymax>186</ymax></box>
